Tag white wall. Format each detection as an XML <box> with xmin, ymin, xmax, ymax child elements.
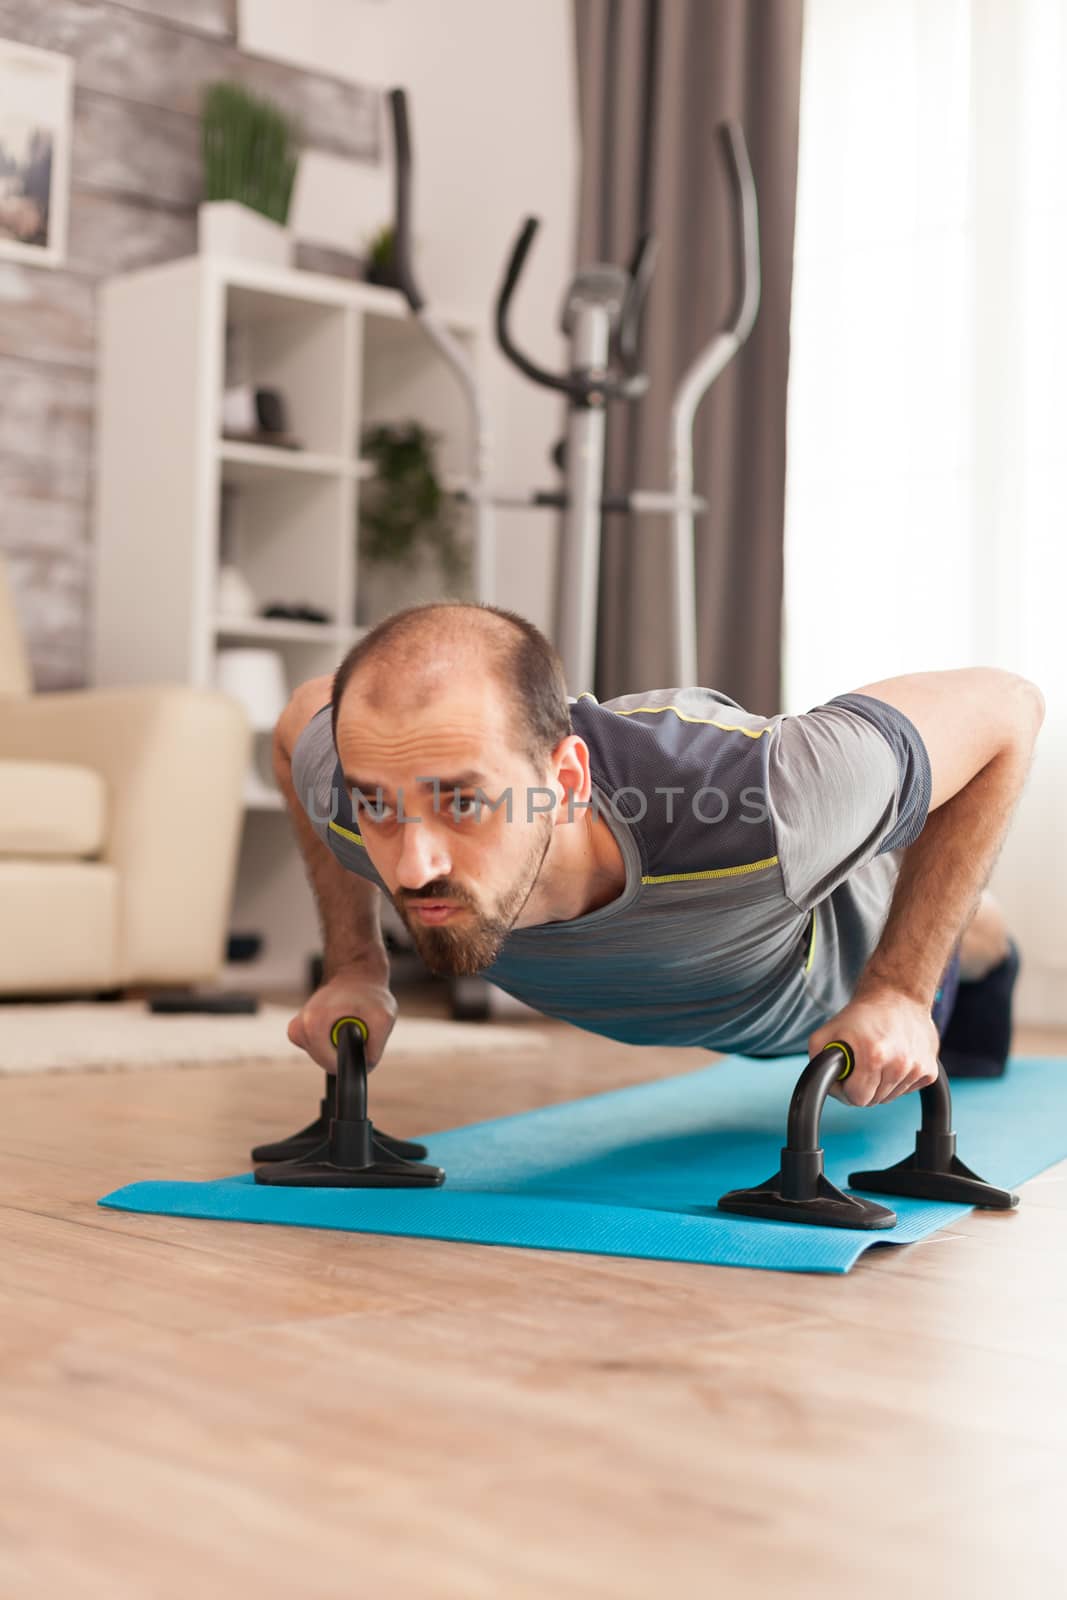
<box><xmin>239</xmin><ymin>0</ymin><xmax>579</xmax><ymax>634</ymax></box>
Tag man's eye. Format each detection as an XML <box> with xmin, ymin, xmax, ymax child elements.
<box><xmin>358</xmin><ymin>795</ymin><xmax>395</xmax><ymax>822</ymax></box>
<box><xmin>452</xmin><ymin>794</ymin><xmax>481</xmax><ymax>819</ymax></box>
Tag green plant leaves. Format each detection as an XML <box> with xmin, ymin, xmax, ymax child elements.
<box><xmin>359</xmin><ymin>422</ymin><xmax>469</xmax><ymax>584</ymax></box>
<box><xmin>201</xmin><ymin>81</ymin><xmax>299</xmax><ymax>225</ymax></box>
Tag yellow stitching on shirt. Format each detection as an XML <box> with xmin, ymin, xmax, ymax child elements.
<box><xmin>641</xmin><ymin>854</ymin><xmax>779</xmax><ymax>884</ymax></box>
<box><xmin>329</xmin><ymin>820</ymin><xmax>367</xmax><ymax>848</ymax></box>
<box><xmin>610</xmin><ymin>704</ymin><xmax>771</xmax><ymax>738</ymax></box>
<box><xmin>806</xmin><ymin>915</ymin><xmax>825</xmax><ymax>972</ymax></box>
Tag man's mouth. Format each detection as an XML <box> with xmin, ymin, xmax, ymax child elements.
<box><xmin>408</xmin><ymin>901</ymin><xmax>466</xmax><ymax>924</ymax></box>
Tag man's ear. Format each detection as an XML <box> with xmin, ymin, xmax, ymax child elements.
<box><xmin>551</xmin><ymin>735</ymin><xmax>592</xmax><ymax>822</ymax></box>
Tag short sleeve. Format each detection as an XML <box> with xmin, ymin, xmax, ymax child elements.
<box><xmin>289</xmin><ymin>703</ymin><xmax>336</xmax><ymax>849</ymax></box>
<box><xmin>766</xmin><ymin>691</ymin><xmax>932</xmax><ymax>911</ymax></box>
<box><xmin>290</xmin><ymin>703</ymin><xmax>385</xmax><ymax>888</ymax></box>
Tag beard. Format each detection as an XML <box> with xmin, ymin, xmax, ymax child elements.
<box><xmin>395</xmin><ymin>816</ymin><xmax>553</xmax><ymax>978</ymax></box>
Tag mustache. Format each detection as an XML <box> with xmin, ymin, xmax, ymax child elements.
<box><xmin>396</xmin><ymin>884</ymin><xmax>474</xmax><ymax>908</ymax></box>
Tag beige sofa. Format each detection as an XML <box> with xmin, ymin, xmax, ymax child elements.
<box><xmin>0</xmin><ymin>557</ymin><xmax>251</xmax><ymax>996</ymax></box>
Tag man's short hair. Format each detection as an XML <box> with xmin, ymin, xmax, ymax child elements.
<box><xmin>330</xmin><ymin>601</ymin><xmax>572</xmax><ymax>770</ymax></box>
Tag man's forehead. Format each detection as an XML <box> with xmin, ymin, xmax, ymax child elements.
<box><xmin>335</xmin><ymin>682</ymin><xmax>513</xmax><ymax>779</ymax></box>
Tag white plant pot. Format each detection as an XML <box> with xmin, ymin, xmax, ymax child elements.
<box><xmin>198</xmin><ymin>201</ymin><xmax>293</xmax><ymax>268</ymax></box>
<box><xmin>356</xmin><ymin>548</ymin><xmax>469</xmax><ymax>629</ymax></box>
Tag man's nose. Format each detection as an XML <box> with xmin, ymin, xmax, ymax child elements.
<box><xmin>394</xmin><ymin>815</ymin><xmax>452</xmax><ymax>889</ymax></box>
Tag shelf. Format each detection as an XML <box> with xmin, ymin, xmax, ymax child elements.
<box><xmin>214</xmin><ymin>257</ymin><xmax>479</xmax><ymax>334</ymax></box>
<box><xmin>219</xmin><ymin>440</ymin><xmax>355</xmax><ymax>486</ymax></box>
<box><xmin>94</xmin><ymin>250</ymin><xmax>481</xmax><ymax>995</ymax></box>
<box><xmin>214</xmin><ymin>615</ymin><xmax>361</xmax><ymax>644</ymax></box>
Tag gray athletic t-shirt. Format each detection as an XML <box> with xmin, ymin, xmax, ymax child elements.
<box><xmin>291</xmin><ymin>686</ymin><xmax>930</xmax><ymax>1057</ymax></box>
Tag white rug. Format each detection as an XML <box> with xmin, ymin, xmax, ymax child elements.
<box><xmin>0</xmin><ymin>1001</ymin><xmax>551</xmax><ymax>1077</ymax></box>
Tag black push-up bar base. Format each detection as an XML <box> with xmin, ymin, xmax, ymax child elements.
<box><xmin>253</xmin><ymin>1019</ymin><xmax>444</xmax><ymax>1189</ymax></box>
<box><xmin>718</xmin><ymin>1043</ymin><xmax>1018</xmax><ymax>1231</ymax></box>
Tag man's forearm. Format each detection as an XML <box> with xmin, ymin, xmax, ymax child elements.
<box><xmin>859</xmin><ymin>737</ymin><xmax>1035</xmax><ymax>1007</ymax></box>
<box><xmin>274</xmin><ymin>738</ymin><xmax>389</xmax><ymax>983</ymax></box>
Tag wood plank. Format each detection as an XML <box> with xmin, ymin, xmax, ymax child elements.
<box><xmin>0</xmin><ymin>357</ymin><xmax>94</xmax><ymax>461</ymax></box>
<box><xmin>67</xmin><ymin>188</ymin><xmax>197</xmax><ymax>274</ymax></box>
<box><xmin>2</xmin><ymin>0</ymin><xmax>379</xmax><ymax>159</ymax></box>
<box><xmin>0</xmin><ymin>446</ymin><xmax>90</xmax><ymax>510</ymax></box>
<box><xmin>73</xmin><ymin>89</ymin><xmax>202</xmax><ymax>211</ymax></box>
<box><xmin>0</xmin><ymin>458</ymin><xmax>89</xmax><ymax>553</ymax></box>
<box><xmin>113</xmin><ymin>0</ymin><xmax>237</xmax><ymax>39</ymax></box>
<box><xmin>0</xmin><ymin>262</ymin><xmax>96</xmax><ymax>368</ymax></box>
<box><xmin>0</xmin><ymin>546</ymin><xmax>89</xmax><ymax>689</ymax></box>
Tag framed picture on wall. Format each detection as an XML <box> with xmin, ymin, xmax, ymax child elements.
<box><xmin>0</xmin><ymin>39</ymin><xmax>73</xmax><ymax>268</ymax></box>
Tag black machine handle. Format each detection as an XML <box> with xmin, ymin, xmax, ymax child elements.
<box><xmin>495</xmin><ymin>218</ymin><xmax>583</xmax><ymax>397</ymax></box>
<box><xmin>495</xmin><ymin>217</ymin><xmax>659</xmax><ymax>403</ymax></box>
<box><xmin>616</xmin><ymin>231</ymin><xmax>658</xmax><ymax>379</ymax></box>
<box><xmin>386</xmin><ymin>88</ymin><xmax>425</xmax><ymax>313</ymax></box>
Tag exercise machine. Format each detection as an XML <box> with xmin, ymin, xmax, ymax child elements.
<box><xmin>384</xmin><ymin>87</ymin><xmax>761</xmax><ymax>692</ymax></box>
<box><xmin>493</xmin><ymin>123</ymin><xmax>759</xmax><ymax>691</ymax></box>
<box><xmin>718</xmin><ymin>1041</ymin><xmax>1017</xmax><ymax>1228</ymax></box>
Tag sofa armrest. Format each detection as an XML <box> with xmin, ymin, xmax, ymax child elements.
<box><xmin>0</xmin><ymin>687</ymin><xmax>251</xmax><ymax>984</ymax></box>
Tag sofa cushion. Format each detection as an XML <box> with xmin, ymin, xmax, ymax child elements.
<box><xmin>0</xmin><ymin>760</ymin><xmax>107</xmax><ymax>857</ymax></box>
<box><xmin>0</xmin><ymin>859</ymin><xmax>118</xmax><ymax>993</ymax></box>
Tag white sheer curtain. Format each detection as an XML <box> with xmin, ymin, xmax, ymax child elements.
<box><xmin>784</xmin><ymin>0</ymin><xmax>1067</xmax><ymax>1026</ymax></box>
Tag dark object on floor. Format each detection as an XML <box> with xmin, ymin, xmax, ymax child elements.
<box><xmin>261</xmin><ymin>603</ymin><xmax>332</xmax><ymax>624</ymax></box>
<box><xmin>226</xmin><ymin>932</ymin><xmax>263</xmax><ymax>964</ymax></box>
<box><xmin>254</xmin><ymin>1017</ymin><xmax>443</xmax><ymax>1188</ymax></box>
<box><xmin>148</xmin><ymin>991</ymin><xmax>259</xmax><ymax>1015</ymax></box>
<box><xmin>718</xmin><ymin>1040</ymin><xmax>1018</xmax><ymax>1229</ymax></box>
<box><xmin>306</xmin><ymin>935</ymin><xmax>435</xmax><ymax>999</ymax></box>
<box><xmin>450</xmin><ymin>975</ymin><xmax>492</xmax><ymax>1021</ymax></box>
<box><xmin>940</xmin><ymin>939</ymin><xmax>1019</xmax><ymax>1079</ymax></box>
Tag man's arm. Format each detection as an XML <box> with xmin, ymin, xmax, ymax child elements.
<box><xmin>275</xmin><ymin>677</ymin><xmax>399</xmax><ymax>1072</ymax></box>
<box><xmin>811</xmin><ymin>667</ymin><xmax>1044</xmax><ymax>1105</ymax></box>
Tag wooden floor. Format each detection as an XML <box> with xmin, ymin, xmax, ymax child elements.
<box><xmin>2</xmin><ymin>989</ymin><xmax>1066</xmax><ymax>1600</ymax></box>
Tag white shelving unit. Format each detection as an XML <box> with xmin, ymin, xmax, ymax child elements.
<box><xmin>93</xmin><ymin>254</ymin><xmax>481</xmax><ymax>992</ymax></box>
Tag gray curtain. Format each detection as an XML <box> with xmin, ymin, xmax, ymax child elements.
<box><xmin>573</xmin><ymin>0</ymin><xmax>804</xmax><ymax>713</ymax></box>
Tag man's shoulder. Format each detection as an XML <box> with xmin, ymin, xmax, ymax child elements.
<box><xmin>568</xmin><ymin>689</ymin><xmax>781</xmax><ymax>882</ymax></box>
<box><xmin>569</xmin><ymin>687</ymin><xmax>780</xmax><ymax>777</ymax></box>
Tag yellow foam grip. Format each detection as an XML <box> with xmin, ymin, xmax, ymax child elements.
<box><xmin>824</xmin><ymin>1040</ymin><xmax>855</xmax><ymax>1081</ymax></box>
<box><xmin>330</xmin><ymin>1016</ymin><xmax>369</xmax><ymax>1049</ymax></box>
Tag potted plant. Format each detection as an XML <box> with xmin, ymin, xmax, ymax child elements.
<box><xmin>364</xmin><ymin>223</ymin><xmax>399</xmax><ymax>289</ymax></box>
<box><xmin>357</xmin><ymin>422</ymin><xmax>470</xmax><ymax>624</ymax></box>
<box><xmin>199</xmin><ymin>82</ymin><xmax>299</xmax><ymax>267</ymax></box>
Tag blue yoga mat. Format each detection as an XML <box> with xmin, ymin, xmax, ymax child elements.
<box><xmin>99</xmin><ymin>1054</ymin><xmax>1066</xmax><ymax>1275</ymax></box>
